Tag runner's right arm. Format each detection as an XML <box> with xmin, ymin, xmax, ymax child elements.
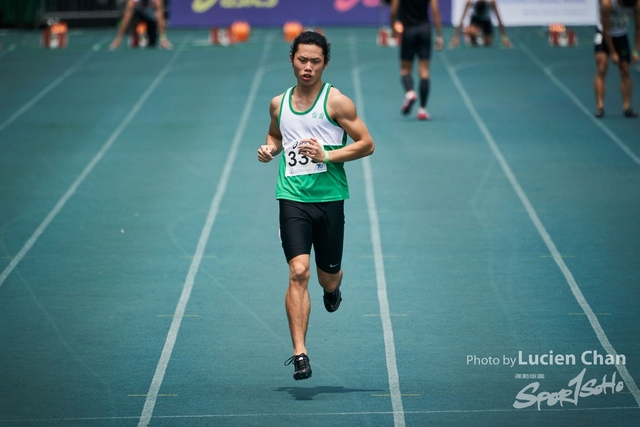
<box><xmin>258</xmin><ymin>95</ymin><xmax>284</xmax><ymax>163</ymax></box>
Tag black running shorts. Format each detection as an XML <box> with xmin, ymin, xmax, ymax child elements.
<box><xmin>470</xmin><ymin>16</ymin><xmax>493</xmax><ymax>37</ymax></box>
<box><xmin>594</xmin><ymin>30</ymin><xmax>631</xmax><ymax>63</ymax></box>
<box><xmin>279</xmin><ymin>199</ymin><xmax>345</xmax><ymax>274</ymax></box>
<box><xmin>400</xmin><ymin>22</ymin><xmax>432</xmax><ymax>61</ymax></box>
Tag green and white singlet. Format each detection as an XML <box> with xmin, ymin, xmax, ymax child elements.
<box><xmin>276</xmin><ymin>82</ymin><xmax>349</xmax><ymax>203</ymax></box>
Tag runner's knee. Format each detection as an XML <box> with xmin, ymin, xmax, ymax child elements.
<box><xmin>289</xmin><ymin>260</ymin><xmax>310</xmax><ymax>285</ymax></box>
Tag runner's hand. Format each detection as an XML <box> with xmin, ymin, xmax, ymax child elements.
<box><xmin>109</xmin><ymin>36</ymin><xmax>123</xmax><ymax>50</ymax></box>
<box><xmin>611</xmin><ymin>52</ymin><xmax>620</xmax><ymax>65</ymax></box>
<box><xmin>258</xmin><ymin>144</ymin><xmax>276</xmax><ymax>163</ymax></box>
<box><xmin>160</xmin><ymin>35</ymin><xmax>173</xmax><ymax>50</ymax></box>
<box><xmin>298</xmin><ymin>138</ymin><xmax>324</xmax><ymax>164</ymax></box>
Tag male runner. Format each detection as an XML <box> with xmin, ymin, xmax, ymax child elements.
<box><xmin>594</xmin><ymin>0</ymin><xmax>640</xmax><ymax>118</ymax></box>
<box><xmin>110</xmin><ymin>0</ymin><xmax>172</xmax><ymax>50</ymax></box>
<box><xmin>449</xmin><ymin>0</ymin><xmax>512</xmax><ymax>48</ymax></box>
<box><xmin>257</xmin><ymin>32</ymin><xmax>374</xmax><ymax>380</ymax></box>
<box><xmin>391</xmin><ymin>0</ymin><xmax>444</xmax><ymax>120</ymax></box>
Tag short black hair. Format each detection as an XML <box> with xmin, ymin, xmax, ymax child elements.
<box><xmin>290</xmin><ymin>31</ymin><xmax>331</xmax><ymax>63</ymax></box>
<box><xmin>620</xmin><ymin>0</ymin><xmax>637</xmax><ymax>6</ymax></box>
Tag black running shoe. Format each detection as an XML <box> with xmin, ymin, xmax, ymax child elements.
<box><xmin>284</xmin><ymin>354</ymin><xmax>312</xmax><ymax>380</ymax></box>
<box><xmin>624</xmin><ymin>108</ymin><xmax>638</xmax><ymax>118</ymax></box>
<box><xmin>323</xmin><ymin>287</ymin><xmax>342</xmax><ymax>313</ymax></box>
<box><xmin>594</xmin><ymin>108</ymin><xmax>604</xmax><ymax>118</ymax></box>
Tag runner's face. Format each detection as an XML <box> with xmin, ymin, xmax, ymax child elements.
<box><xmin>290</xmin><ymin>44</ymin><xmax>326</xmax><ymax>87</ymax></box>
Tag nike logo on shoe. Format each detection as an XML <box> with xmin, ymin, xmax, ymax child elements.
<box><xmin>323</xmin><ymin>287</ymin><xmax>342</xmax><ymax>313</ymax></box>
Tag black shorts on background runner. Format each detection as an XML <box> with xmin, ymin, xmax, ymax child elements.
<box><xmin>400</xmin><ymin>23</ymin><xmax>433</xmax><ymax>61</ymax></box>
<box><xmin>594</xmin><ymin>29</ymin><xmax>631</xmax><ymax>63</ymax></box>
<box><xmin>279</xmin><ymin>200</ymin><xmax>345</xmax><ymax>274</ymax></box>
<box><xmin>470</xmin><ymin>16</ymin><xmax>493</xmax><ymax>37</ymax></box>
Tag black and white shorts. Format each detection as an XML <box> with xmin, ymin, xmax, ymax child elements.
<box><xmin>594</xmin><ymin>30</ymin><xmax>631</xmax><ymax>63</ymax></box>
<box><xmin>279</xmin><ymin>199</ymin><xmax>345</xmax><ymax>274</ymax></box>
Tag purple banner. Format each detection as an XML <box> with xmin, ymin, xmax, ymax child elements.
<box><xmin>171</xmin><ymin>0</ymin><xmax>453</xmax><ymax>27</ymax></box>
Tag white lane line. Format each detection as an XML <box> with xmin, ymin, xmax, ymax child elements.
<box><xmin>441</xmin><ymin>51</ymin><xmax>640</xmax><ymax>409</ymax></box>
<box><xmin>136</xmin><ymin>35</ymin><xmax>273</xmax><ymax>427</ymax></box>
<box><xmin>349</xmin><ymin>35</ymin><xmax>405</xmax><ymax>427</ymax></box>
<box><xmin>0</xmin><ymin>50</ymin><xmax>95</xmax><ymax>133</ymax></box>
<box><xmin>0</xmin><ymin>46</ymin><xmax>185</xmax><ymax>289</ymax></box>
<box><xmin>519</xmin><ymin>42</ymin><xmax>640</xmax><ymax>167</ymax></box>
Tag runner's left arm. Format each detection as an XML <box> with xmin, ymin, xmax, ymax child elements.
<box><xmin>491</xmin><ymin>0</ymin><xmax>512</xmax><ymax>47</ymax></box>
<box><xmin>324</xmin><ymin>89</ymin><xmax>374</xmax><ymax>164</ymax></box>
<box><xmin>430</xmin><ymin>0</ymin><xmax>444</xmax><ymax>50</ymax></box>
<box><xmin>155</xmin><ymin>0</ymin><xmax>172</xmax><ymax>49</ymax></box>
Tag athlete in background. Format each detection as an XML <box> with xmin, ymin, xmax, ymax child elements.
<box><xmin>391</xmin><ymin>0</ymin><xmax>444</xmax><ymax>120</ymax></box>
<box><xmin>594</xmin><ymin>0</ymin><xmax>640</xmax><ymax>118</ymax></box>
<box><xmin>449</xmin><ymin>0</ymin><xmax>512</xmax><ymax>48</ymax></box>
<box><xmin>110</xmin><ymin>0</ymin><xmax>172</xmax><ymax>50</ymax></box>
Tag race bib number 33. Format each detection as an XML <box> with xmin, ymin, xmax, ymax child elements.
<box><xmin>284</xmin><ymin>140</ymin><xmax>327</xmax><ymax>177</ymax></box>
